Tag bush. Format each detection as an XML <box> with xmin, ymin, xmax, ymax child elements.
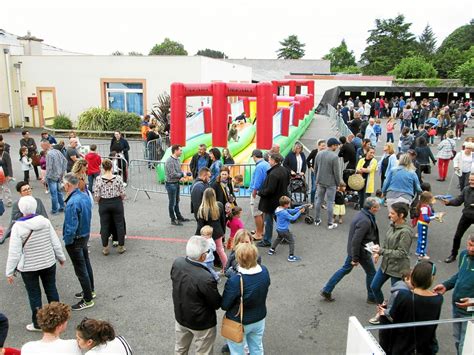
<box><xmin>455</xmin><ymin>58</ymin><xmax>474</xmax><ymax>86</ymax></box>
<box><xmin>77</xmin><ymin>107</ymin><xmax>141</xmax><ymax>132</ymax></box>
<box><xmin>107</xmin><ymin>110</ymin><xmax>141</xmax><ymax>131</ymax></box>
<box><xmin>51</xmin><ymin>113</ymin><xmax>73</xmax><ymax>129</ymax></box>
<box><xmin>390</xmin><ymin>56</ymin><xmax>437</xmax><ymax>79</ymax></box>
<box><xmin>77</xmin><ymin>107</ymin><xmax>110</xmax><ymax>131</ymax></box>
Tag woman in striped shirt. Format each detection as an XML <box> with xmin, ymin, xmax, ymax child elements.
<box><xmin>5</xmin><ymin>196</ymin><xmax>66</xmax><ymax>332</ymax></box>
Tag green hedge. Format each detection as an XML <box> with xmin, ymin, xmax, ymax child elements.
<box><xmin>77</xmin><ymin>108</ymin><xmax>141</xmax><ymax>132</ymax></box>
<box><xmin>52</xmin><ymin>113</ymin><xmax>73</xmax><ymax>129</ymax></box>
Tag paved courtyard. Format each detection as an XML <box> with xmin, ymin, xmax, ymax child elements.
<box><xmin>0</xmin><ymin>117</ymin><xmax>470</xmax><ymax>354</ymax></box>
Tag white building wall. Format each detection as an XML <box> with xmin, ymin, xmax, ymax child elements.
<box><xmin>7</xmin><ymin>55</ymin><xmax>251</xmax><ymax>127</ymax></box>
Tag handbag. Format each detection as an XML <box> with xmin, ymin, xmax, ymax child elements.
<box><xmin>348</xmin><ymin>173</ymin><xmax>365</xmax><ymax>191</ymax></box>
<box><xmin>31</xmin><ymin>154</ymin><xmax>41</xmax><ymax>167</ymax></box>
<box><xmin>221</xmin><ymin>274</ymin><xmax>244</xmax><ymax>343</ymax></box>
<box><xmin>449</xmin><ymin>141</ymin><xmax>456</xmax><ymax>161</ymax></box>
<box><xmin>15</xmin><ymin>229</ymin><xmax>34</xmax><ymax>275</ymax></box>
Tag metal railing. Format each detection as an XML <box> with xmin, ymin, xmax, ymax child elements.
<box><xmin>326</xmin><ymin>104</ymin><xmax>352</xmax><ymax>137</ymax></box>
<box><xmin>128</xmin><ymin>159</ymin><xmax>256</xmax><ymax>202</ymax></box>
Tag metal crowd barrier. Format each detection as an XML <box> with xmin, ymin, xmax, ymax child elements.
<box><xmin>93</xmin><ymin>136</ymin><xmax>170</xmax><ymax>162</ymax></box>
<box><xmin>326</xmin><ymin>104</ymin><xmax>352</xmax><ymax>138</ymax></box>
<box><xmin>128</xmin><ymin>159</ymin><xmax>256</xmax><ymax>202</ymax></box>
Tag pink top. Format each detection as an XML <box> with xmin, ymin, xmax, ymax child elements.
<box><xmin>386</xmin><ymin>121</ymin><xmax>395</xmax><ymax>133</ymax></box>
<box><xmin>226</xmin><ymin>217</ymin><xmax>244</xmax><ymax>238</ymax></box>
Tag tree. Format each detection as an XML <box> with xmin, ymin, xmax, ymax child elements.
<box><xmin>390</xmin><ymin>56</ymin><xmax>437</xmax><ymax>78</ymax></box>
<box><xmin>128</xmin><ymin>51</ymin><xmax>143</xmax><ymax>56</ymax></box>
<box><xmin>360</xmin><ymin>15</ymin><xmax>416</xmax><ymax>75</ymax></box>
<box><xmin>276</xmin><ymin>35</ymin><xmax>305</xmax><ymax>59</ymax></box>
<box><xmin>111</xmin><ymin>50</ymin><xmax>123</xmax><ymax>56</ymax></box>
<box><xmin>323</xmin><ymin>39</ymin><xmax>357</xmax><ymax>72</ymax></box>
<box><xmin>196</xmin><ymin>48</ymin><xmax>226</xmax><ymax>59</ymax></box>
<box><xmin>433</xmin><ymin>47</ymin><xmax>465</xmax><ymax>78</ymax></box>
<box><xmin>149</xmin><ymin>38</ymin><xmax>188</xmax><ymax>56</ymax></box>
<box><xmin>417</xmin><ymin>24</ymin><xmax>437</xmax><ymax>59</ymax></box>
<box><xmin>455</xmin><ymin>57</ymin><xmax>474</xmax><ymax>86</ymax></box>
<box><xmin>437</xmin><ymin>22</ymin><xmax>474</xmax><ymax>54</ymax></box>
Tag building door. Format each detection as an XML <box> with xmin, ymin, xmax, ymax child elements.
<box><xmin>37</xmin><ymin>87</ymin><xmax>57</xmax><ymax>127</ymax></box>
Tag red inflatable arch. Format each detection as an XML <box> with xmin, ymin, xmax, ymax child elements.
<box><xmin>271</xmin><ymin>80</ymin><xmax>315</xmax><ymax>108</ymax></box>
<box><xmin>170</xmin><ymin>82</ymin><xmax>274</xmax><ymax>149</ymax></box>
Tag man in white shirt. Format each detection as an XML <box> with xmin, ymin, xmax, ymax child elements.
<box><xmin>21</xmin><ymin>302</ymin><xmax>81</xmax><ymax>355</ymax></box>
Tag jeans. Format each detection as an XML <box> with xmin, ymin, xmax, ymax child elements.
<box><xmin>323</xmin><ymin>253</ymin><xmax>376</xmax><ymax>301</ymax></box>
<box><xmin>451</xmin><ymin>214</ymin><xmax>474</xmax><ymax>256</ymax></box>
<box><xmin>370</xmin><ymin>268</ymin><xmax>401</xmax><ymax>305</ymax></box>
<box><xmin>87</xmin><ymin>173</ymin><xmax>99</xmax><ymax>193</ymax></box>
<box><xmin>21</xmin><ymin>264</ymin><xmax>59</xmax><ymax>328</ymax></box>
<box><xmin>315</xmin><ymin>185</ymin><xmax>336</xmax><ymax>225</ymax></box>
<box><xmin>453</xmin><ymin>305</ymin><xmax>472</xmax><ymax>355</ymax></box>
<box><xmin>0</xmin><ymin>313</ymin><xmax>7</xmax><ymax>347</ymax></box>
<box><xmin>99</xmin><ymin>197</ymin><xmax>125</xmax><ymax>247</ymax></box>
<box><xmin>459</xmin><ymin>172</ymin><xmax>469</xmax><ymax>192</ymax></box>
<box><xmin>263</xmin><ymin>213</ymin><xmax>274</xmax><ymax>244</ymax></box>
<box><xmin>272</xmin><ymin>230</ymin><xmax>295</xmax><ymax>255</ymax></box>
<box><xmin>66</xmin><ymin>236</ymin><xmax>94</xmax><ymax>302</ymax></box>
<box><xmin>310</xmin><ymin>171</ymin><xmax>316</xmax><ymax>204</ymax></box>
<box><xmin>386</xmin><ymin>132</ymin><xmax>394</xmax><ymax>143</ymax></box>
<box><xmin>227</xmin><ymin>318</ymin><xmax>265</xmax><ymax>355</ymax></box>
<box><xmin>165</xmin><ymin>182</ymin><xmax>183</xmax><ymax>221</ymax></box>
<box><xmin>47</xmin><ymin>178</ymin><xmax>65</xmax><ymax>213</ymax></box>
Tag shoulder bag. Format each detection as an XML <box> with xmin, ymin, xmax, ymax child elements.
<box><xmin>449</xmin><ymin>140</ymin><xmax>456</xmax><ymax>161</ymax></box>
<box><xmin>14</xmin><ymin>229</ymin><xmax>34</xmax><ymax>275</ymax></box>
<box><xmin>221</xmin><ymin>274</ymin><xmax>244</xmax><ymax>343</ymax></box>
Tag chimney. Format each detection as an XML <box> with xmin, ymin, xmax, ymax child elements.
<box><xmin>18</xmin><ymin>31</ymin><xmax>43</xmax><ymax>55</ymax></box>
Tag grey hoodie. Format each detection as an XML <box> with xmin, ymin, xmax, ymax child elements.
<box><xmin>383</xmin><ymin>280</ymin><xmax>411</xmax><ymax>322</ymax></box>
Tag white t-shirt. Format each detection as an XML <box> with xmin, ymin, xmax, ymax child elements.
<box><xmin>21</xmin><ymin>339</ymin><xmax>82</xmax><ymax>355</ymax></box>
<box><xmin>461</xmin><ymin>153</ymin><xmax>473</xmax><ymax>173</ymax></box>
<box><xmin>296</xmin><ymin>154</ymin><xmax>302</xmax><ymax>174</ymax></box>
<box><xmin>85</xmin><ymin>336</ymin><xmax>132</xmax><ymax>354</ymax></box>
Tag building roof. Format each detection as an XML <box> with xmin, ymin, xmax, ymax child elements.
<box><xmin>0</xmin><ymin>29</ymin><xmax>85</xmax><ymax>55</ymax></box>
<box><xmin>225</xmin><ymin>58</ymin><xmax>330</xmax><ymax>81</ymax></box>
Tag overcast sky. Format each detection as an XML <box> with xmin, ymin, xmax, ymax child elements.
<box><xmin>2</xmin><ymin>0</ymin><xmax>473</xmax><ymax>60</ymax></box>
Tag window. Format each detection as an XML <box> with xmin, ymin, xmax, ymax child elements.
<box><xmin>102</xmin><ymin>80</ymin><xmax>145</xmax><ymax>115</ymax></box>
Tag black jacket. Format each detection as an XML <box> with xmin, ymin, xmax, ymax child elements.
<box><xmin>212</xmin><ymin>180</ymin><xmax>236</xmax><ymax>208</ymax></box>
<box><xmin>190</xmin><ymin>179</ymin><xmax>209</xmax><ymax>216</ymax></box>
<box><xmin>195</xmin><ymin>202</ymin><xmax>226</xmax><ymax>239</ymax></box>
<box><xmin>190</xmin><ymin>153</ymin><xmax>211</xmax><ymax>178</ymax></box>
<box><xmin>0</xmin><ymin>151</ymin><xmax>13</xmax><ymax>177</ymax></box>
<box><xmin>349</xmin><ymin>118</ymin><xmax>362</xmax><ymax>135</ymax></box>
<box><xmin>347</xmin><ymin>209</ymin><xmax>379</xmax><ymax>262</ymax></box>
<box><xmin>171</xmin><ymin>257</ymin><xmax>222</xmax><ymax>330</ymax></box>
<box><xmin>110</xmin><ymin>137</ymin><xmax>130</xmax><ymax>162</ymax></box>
<box><xmin>339</xmin><ymin>142</ymin><xmax>357</xmax><ymax>170</ymax></box>
<box><xmin>447</xmin><ymin>186</ymin><xmax>474</xmax><ymax>219</ymax></box>
<box><xmin>258</xmin><ymin>164</ymin><xmax>290</xmax><ymax>214</ymax></box>
<box><xmin>306</xmin><ymin>149</ymin><xmax>318</xmax><ymax>169</ymax></box>
<box><xmin>283</xmin><ymin>152</ymin><xmax>307</xmax><ymax>175</ymax></box>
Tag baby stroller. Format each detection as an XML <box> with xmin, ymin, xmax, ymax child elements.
<box><xmin>343</xmin><ymin>169</ymin><xmax>361</xmax><ymax>209</ymax></box>
<box><xmin>288</xmin><ymin>175</ymin><xmax>314</xmax><ymax>224</ymax></box>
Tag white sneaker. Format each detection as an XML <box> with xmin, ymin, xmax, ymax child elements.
<box><xmin>26</xmin><ymin>323</ymin><xmax>41</xmax><ymax>332</ymax></box>
<box><xmin>328</xmin><ymin>223</ymin><xmax>338</xmax><ymax>230</ymax></box>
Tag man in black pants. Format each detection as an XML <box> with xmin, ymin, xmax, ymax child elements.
<box><xmin>62</xmin><ymin>173</ymin><xmax>95</xmax><ymax>310</ymax></box>
<box><xmin>443</xmin><ymin>174</ymin><xmax>474</xmax><ymax>263</ymax></box>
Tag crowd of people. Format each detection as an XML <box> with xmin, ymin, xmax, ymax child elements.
<box><xmin>0</xmin><ymin>130</ymin><xmax>132</xmax><ymax>354</ymax></box>
<box><xmin>1</xmin><ymin>95</ymin><xmax>473</xmax><ymax>354</ymax></box>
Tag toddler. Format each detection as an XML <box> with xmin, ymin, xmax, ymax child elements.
<box><xmin>226</xmin><ymin>206</ymin><xmax>244</xmax><ymax>250</ymax></box>
<box><xmin>268</xmin><ymin>196</ymin><xmax>305</xmax><ymax>262</ymax></box>
<box><xmin>19</xmin><ymin>147</ymin><xmax>32</xmax><ymax>183</ymax></box>
<box><xmin>233</xmin><ymin>174</ymin><xmax>243</xmax><ymax>193</ymax></box>
<box><xmin>374</xmin><ymin>119</ymin><xmax>382</xmax><ymax>142</ymax></box>
<box><xmin>334</xmin><ymin>183</ymin><xmax>347</xmax><ymax>224</ymax></box>
<box><xmin>386</xmin><ymin>117</ymin><xmax>396</xmax><ymax>143</ymax></box>
<box><xmin>200</xmin><ymin>225</ymin><xmax>219</xmax><ymax>282</ymax></box>
<box><xmin>375</xmin><ymin>189</ymin><xmax>384</xmax><ymax>206</ymax></box>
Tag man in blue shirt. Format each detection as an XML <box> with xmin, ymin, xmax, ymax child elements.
<box><xmin>249</xmin><ymin>149</ymin><xmax>270</xmax><ymax>241</ymax></box>
<box><xmin>399</xmin><ymin>96</ymin><xmax>406</xmax><ymax>111</ymax></box>
<box><xmin>189</xmin><ymin>144</ymin><xmax>211</xmax><ymax>179</ymax></box>
<box><xmin>62</xmin><ymin>173</ymin><xmax>95</xmax><ymax>311</ymax></box>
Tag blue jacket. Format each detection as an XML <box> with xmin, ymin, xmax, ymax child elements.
<box><xmin>249</xmin><ymin>159</ymin><xmax>270</xmax><ymax>192</ymax></box>
<box><xmin>209</xmin><ymin>160</ymin><xmax>223</xmax><ymax>185</ymax></box>
<box><xmin>222</xmin><ymin>265</ymin><xmax>271</xmax><ymax>325</ymax></box>
<box><xmin>63</xmin><ymin>188</ymin><xmax>92</xmax><ymax>245</ymax></box>
<box><xmin>443</xmin><ymin>250</ymin><xmax>474</xmax><ymax>315</ymax></box>
<box><xmin>382</xmin><ymin>167</ymin><xmax>421</xmax><ymax>198</ymax></box>
<box><xmin>275</xmin><ymin>206</ymin><xmax>301</xmax><ymax>231</ymax></box>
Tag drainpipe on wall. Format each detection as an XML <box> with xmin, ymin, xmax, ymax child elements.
<box><xmin>2</xmin><ymin>48</ymin><xmax>15</xmax><ymax>128</ymax></box>
<box><xmin>13</xmin><ymin>62</ymin><xmax>25</xmax><ymax>128</ymax></box>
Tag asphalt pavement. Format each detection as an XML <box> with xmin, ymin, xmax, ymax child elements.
<box><xmin>0</xmin><ymin>119</ymin><xmax>470</xmax><ymax>354</ymax></box>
